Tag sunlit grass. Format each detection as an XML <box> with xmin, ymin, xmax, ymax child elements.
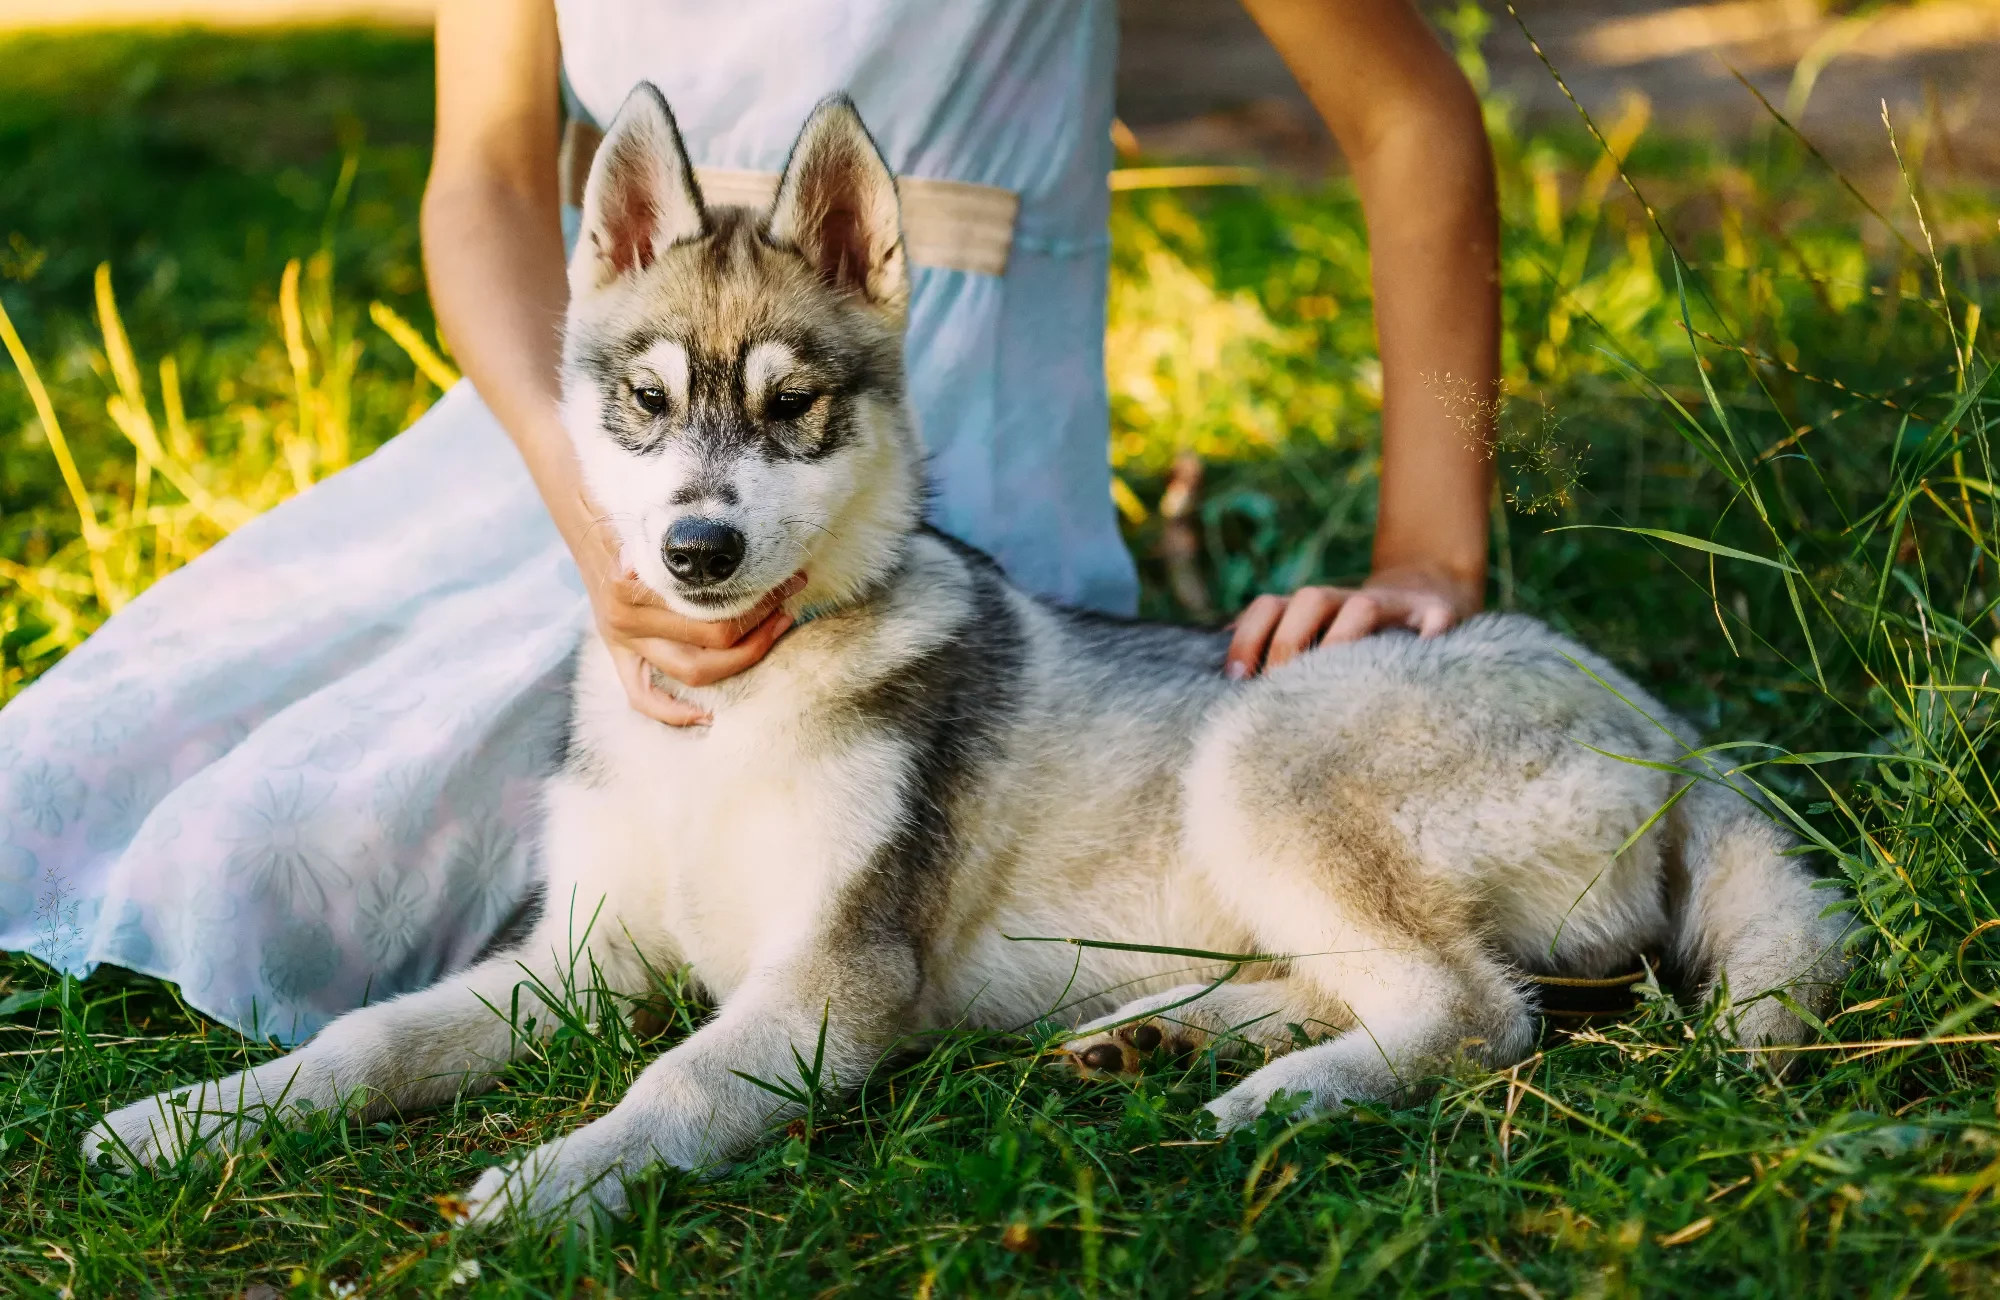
<box><xmin>0</xmin><ymin>253</ymin><xmax>450</xmax><ymax>683</ymax></box>
<box><xmin>4</xmin><ymin>13</ymin><xmax>2000</xmax><ymax>1296</ymax></box>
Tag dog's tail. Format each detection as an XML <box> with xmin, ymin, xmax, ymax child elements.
<box><xmin>1668</xmin><ymin>775</ymin><xmax>1851</xmax><ymax>1046</ymax></box>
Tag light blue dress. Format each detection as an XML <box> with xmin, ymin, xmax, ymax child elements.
<box><xmin>0</xmin><ymin>0</ymin><xmax>1135</xmax><ymax>1043</ymax></box>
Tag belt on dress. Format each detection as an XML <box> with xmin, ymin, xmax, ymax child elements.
<box><xmin>560</xmin><ymin>120</ymin><xmax>1019</xmax><ymax>277</ymax></box>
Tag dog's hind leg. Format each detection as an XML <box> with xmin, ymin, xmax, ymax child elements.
<box><xmin>1194</xmin><ymin>850</ymin><xmax>1535</xmax><ymax>1130</ymax></box>
<box><xmin>1180</xmin><ymin>726</ymin><xmax>1538</xmax><ymax>1130</ymax></box>
<box><xmin>1668</xmin><ymin>776</ymin><xmax>1851</xmax><ymax>1048</ymax></box>
<box><xmin>83</xmin><ymin>916</ymin><xmax>655</xmax><ymax>1171</ymax></box>
<box><xmin>1063</xmin><ymin>977</ymin><xmax>1351</xmax><ymax>1076</ymax></box>
<box><xmin>1200</xmin><ymin>950</ymin><xmax>1533</xmax><ymax>1131</ymax></box>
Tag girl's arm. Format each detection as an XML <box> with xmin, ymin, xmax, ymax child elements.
<box><xmin>426</xmin><ymin>0</ymin><xmax>794</xmax><ymax>725</ymax></box>
<box><xmin>1224</xmin><ymin>0</ymin><xmax>1499</xmax><ymax>674</ymax></box>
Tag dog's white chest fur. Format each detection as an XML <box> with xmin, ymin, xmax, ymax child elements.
<box><xmin>550</xmin><ymin>641</ymin><xmax>903</xmax><ymax>1001</ymax></box>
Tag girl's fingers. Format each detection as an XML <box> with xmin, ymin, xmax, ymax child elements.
<box><xmin>635</xmin><ymin>607</ymin><xmax>795</xmax><ymax>688</ymax></box>
<box><xmin>1412</xmin><ymin>594</ymin><xmax>1455</xmax><ymax>637</ymax></box>
<box><xmin>698</xmin><ymin>571</ymin><xmax>805</xmax><ymax>647</ymax></box>
<box><xmin>614</xmin><ymin>647</ymin><xmax>711</xmax><ymax>727</ymax></box>
<box><xmin>1325</xmin><ymin>588</ymin><xmax>1460</xmax><ymax>642</ymax></box>
<box><xmin>1225</xmin><ymin>594</ymin><xmax>1290</xmax><ymax>679</ymax></box>
<box><xmin>1265</xmin><ymin>587</ymin><xmax>1343</xmax><ymax>668</ymax></box>
<box><xmin>722</xmin><ymin>572</ymin><xmax>808</xmax><ymax>638</ymax></box>
<box><xmin>610</xmin><ymin>568</ymin><xmax>665</xmax><ymax>607</ymax></box>
<box><xmin>1220</xmin><ymin>579</ymin><xmax>1470</xmax><ymax>680</ymax></box>
<box><xmin>638</xmin><ymin>691</ymin><xmax>713</xmax><ymax>727</ymax></box>
<box><xmin>611</xmin><ymin>572</ymin><xmax>806</xmax><ymax>649</ymax></box>
<box><xmin>1321</xmin><ymin>590</ymin><xmax>1388</xmax><ymax>644</ymax></box>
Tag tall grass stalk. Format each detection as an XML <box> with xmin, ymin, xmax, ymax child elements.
<box><xmin>0</xmin><ymin>248</ymin><xmax>448</xmax><ymax>703</ymax></box>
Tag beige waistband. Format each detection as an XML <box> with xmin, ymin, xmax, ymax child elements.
<box><xmin>560</xmin><ymin>120</ymin><xmax>1018</xmax><ymax>277</ymax></box>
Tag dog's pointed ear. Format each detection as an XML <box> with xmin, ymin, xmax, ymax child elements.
<box><xmin>767</xmin><ymin>96</ymin><xmax>907</xmax><ymax>316</ymax></box>
<box><xmin>574</xmin><ymin>83</ymin><xmax>706</xmax><ymax>292</ymax></box>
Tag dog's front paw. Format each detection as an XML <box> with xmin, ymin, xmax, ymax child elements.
<box><xmin>456</xmin><ymin>1132</ymin><xmax>635</xmax><ymax>1229</ymax></box>
<box><xmin>82</xmin><ymin>1089</ymin><xmax>255</xmax><ymax>1171</ymax></box>
<box><xmin>1204</xmin><ymin>1066</ymin><xmax>1332</xmax><ymax>1135</ymax></box>
<box><xmin>1203</xmin><ymin>1081</ymin><xmax>1276</xmax><ymax>1134</ymax></box>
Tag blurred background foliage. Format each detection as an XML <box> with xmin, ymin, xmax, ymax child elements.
<box><xmin>0</xmin><ymin>25</ymin><xmax>439</xmax><ymax>678</ymax></box>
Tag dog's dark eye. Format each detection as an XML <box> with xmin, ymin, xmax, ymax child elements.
<box><xmin>633</xmin><ymin>385</ymin><xmax>668</xmax><ymax>415</ymax></box>
<box><xmin>766</xmin><ymin>390</ymin><xmax>815</xmax><ymax>421</ymax></box>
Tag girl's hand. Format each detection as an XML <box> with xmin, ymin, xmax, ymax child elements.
<box><xmin>1223</xmin><ymin>566</ymin><xmax>1478</xmax><ymax>679</ymax></box>
<box><xmin>573</xmin><ymin>524</ymin><xmax>804</xmax><ymax>726</ymax></box>
<box><xmin>1232</xmin><ymin>0</ymin><xmax>1500</xmax><ymax>679</ymax></box>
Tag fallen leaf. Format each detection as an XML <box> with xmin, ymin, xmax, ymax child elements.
<box><xmin>1656</xmin><ymin>1216</ymin><xmax>1715</xmax><ymax>1247</ymax></box>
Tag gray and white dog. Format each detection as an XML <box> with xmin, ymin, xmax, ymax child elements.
<box><xmin>86</xmin><ymin>86</ymin><xmax>1849</xmax><ymax>1225</ymax></box>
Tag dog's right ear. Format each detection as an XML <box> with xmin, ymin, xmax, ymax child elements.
<box><xmin>766</xmin><ymin>96</ymin><xmax>907</xmax><ymax>318</ymax></box>
<box><xmin>573</xmin><ymin>83</ymin><xmax>707</xmax><ymax>293</ymax></box>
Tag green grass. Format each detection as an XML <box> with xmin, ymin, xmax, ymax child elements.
<box><xmin>5</xmin><ymin>14</ymin><xmax>2000</xmax><ymax>1297</ymax></box>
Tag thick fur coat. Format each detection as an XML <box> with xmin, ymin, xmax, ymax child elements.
<box><xmin>85</xmin><ymin>87</ymin><xmax>1850</xmax><ymax>1226</ymax></box>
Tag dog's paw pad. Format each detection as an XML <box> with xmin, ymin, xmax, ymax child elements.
<box><xmin>1074</xmin><ymin>1041</ymin><xmax>1132</xmax><ymax>1073</ymax></box>
<box><xmin>1064</xmin><ymin>1019</ymin><xmax>1186</xmax><ymax>1077</ymax></box>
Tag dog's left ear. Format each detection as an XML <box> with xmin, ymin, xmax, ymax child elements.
<box><xmin>767</xmin><ymin>96</ymin><xmax>907</xmax><ymax>317</ymax></box>
<box><xmin>573</xmin><ymin>82</ymin><xmax>708</xmax><ymax>294</ymax></box>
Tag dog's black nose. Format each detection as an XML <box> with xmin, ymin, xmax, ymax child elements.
<box><xmin>662</xmin><ymin>519</ymin><xmax>746</xmax><ymax>587</ymax></box>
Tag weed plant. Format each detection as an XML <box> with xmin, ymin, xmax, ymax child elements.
<box><xmin>3</xmin><ymin>15</ymin><xmax>2000</xmax><ymax>1297</ymax></box>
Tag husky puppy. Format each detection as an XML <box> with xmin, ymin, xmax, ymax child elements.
<box><xmin>85</xmin><ymin>86</ymin><xmax>1850</xmax><ymax>1225</ymax></box>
